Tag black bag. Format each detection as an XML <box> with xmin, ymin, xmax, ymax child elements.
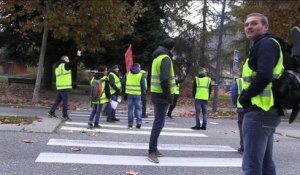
<box><xmin>272</xmin><ymin>27</ymin><xmax>300</xmax><ymax>123</ymax></box>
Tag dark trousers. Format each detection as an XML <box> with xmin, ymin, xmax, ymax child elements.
<box><xmin>149</xmin><ymin>103</ymin><xmax>169</xmax><ymax>154</ymax></box>
<box><xmin>167</xmin><ymin>94</ymin><xmax>179</xmax><ymax>117</ymax></box>
<box><xmin>237</xmin><ymin>111</ymin><xmax>244</xmax><ymax>150</ymax></box>
<box><xmin>141</xmin><ymin>93</ymin><xmax>147</xmax><ymax>117</ymax></box>
<box><xmin>49</xmin><ymin>89</ymin><xmax>69</xmax><ymax>117</ymax></box>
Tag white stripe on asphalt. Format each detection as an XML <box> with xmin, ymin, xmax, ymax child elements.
<box><xmin>36</xmin><ymin>152</ymin><xmax>242</xmax><ymax>167</ymax></box>
<box><xmin>47</xmin><ymin>139</ymin><xmax>236</xmax><ymax>152</ymax></box>
<box><xmin>209</xmin><ymin>122</ymin><xmax>219</xmax><ymax>125</ymax></box>
<box><xmin>65</xmin><ymin>122</ymin><xmax>195</xmax><ymax>131</ymax></box>
<box><xmin>60</xmin><ymin>126</ymin><xmax>208</xmax><ymax>137</ymax></box>
<box><xmin>69</xmin><ymin>113</ymin><xmax>155</xmax><ymax>120</ymax></box>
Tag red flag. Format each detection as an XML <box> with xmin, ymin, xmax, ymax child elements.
<box><xmin>125</xmin><ymin>44</ymin><xmax>133</xmax><ymax>72</ymax></box>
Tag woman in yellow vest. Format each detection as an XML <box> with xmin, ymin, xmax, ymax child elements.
<box><xmin>88</xmin><ymin>66</ymin><xmax>110</xmax><ymax>128</ymax></box>
<box><xmin>48</xmin><ymin>50</ymin><xmax>81</xmax><ymax>121</ymax></box>
<box><xmin>123</xmin><ymin>63</ymin><xmax>146</xmax><ymax>129</ymax></box>
<box><xmin>191</xmin><ymin>68</ymin><xmax>211</xmax><ymax>130</ymax></box>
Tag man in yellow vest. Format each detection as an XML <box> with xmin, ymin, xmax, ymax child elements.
<box><xmin>106</xmin><ymin>65</ymin><xmax>122</xmax><ymax>122</ymax></box>
<box><xmin>191</xmin><ymin>68</ymin><xmax>211</xmax><ymax>130</ymax></box>
<box><xmin>231</xmin><ymin>77</ymin><xmax>244</xmax><ymax>154</ymax></box>
<box><xmin>48</xmin><ymin>50</ymin><xmax>81</xmax><ymax>121</ymax></box>
<box><xmin>148</xmin><ymin>38</ymin><xmax>176</xmax><ymax>164</ymax></box>
<box><xmin>88</xmin><ymin>65</ymin><xmax>110</xmax><ymax>128</ymax></box>
<box><xmin>123</xmin><ymin>63</ymin><xmax>146</xmax><ymax>129</ymax></box>
<box><xmin>239</xmin><ymin>13</ymin><xmax>284</xmax><ymax>175</ymax></box>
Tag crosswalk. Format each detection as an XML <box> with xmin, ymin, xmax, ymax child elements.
<box><xmin>35</xmin><ymin>111</ymin><xmax>242</xmax><ymax>169</ymax></box>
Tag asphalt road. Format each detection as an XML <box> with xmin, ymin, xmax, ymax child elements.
<box><xmin>1</xmin><ymin>107</ymin><xmax>300</xmax><ymax>175</ymax></box>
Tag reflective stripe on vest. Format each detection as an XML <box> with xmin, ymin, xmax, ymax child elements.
<box><xmin>175</xmin><ymin>84</ymin><xmax>180</xmax><ymax>95</ymax></box>
<box><xmin>150</xmin><ymin>54</ymin><xmax>176</xmax><ymax>94</ymax></box>
<box><xmin>126</xmin><ymin>72</ymin><xmax>143</xmax><ymax>95</ymax></box>
<box><xmin>55</xmin><ymin>63</ymin><xmax>72</xmax><ymax>90</ymax></box>
<box><xmin>195</xmin><ymin>76</ymin><xmax>211</xmax><ymax>100</ymax></box>
<box><xmin>108</xmin><ymin>72</ymin><xmax>121</xmax><ymax>94</ymax></box>
<box><xmin>236</xmin><ymin>78</ymin><xmax>243</xmax><ymax>108</ymax></box>
<box><xmin>241</xmin><ymin>38</ymin><xmax>284</xmax><ymax>111</ymax></box>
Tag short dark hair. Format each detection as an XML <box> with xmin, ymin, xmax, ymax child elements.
<box><xmin>98</xmin><ymin>65</ymin><xmax>107</xmax><ymax>73</ymax></box>
<box><xmin>247</xmin><ymin>13</ymin><xmax>269</xmax><ymax>25</ymax></box>
<box><xmin>160</xmin><ymin>38</ymin><xmax>175</xmax><ymax>50</ymax></box>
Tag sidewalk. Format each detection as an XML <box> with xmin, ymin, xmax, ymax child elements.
<box><xmin>0</xmin><ymin>105</ymin><xmax>299</xmax><ymax>139</ymax></box>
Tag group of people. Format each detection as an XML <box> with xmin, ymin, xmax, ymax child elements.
<box><xmin>48</xmin><ymin>12</ymin><xmax>283</xmax><ymax>174</ymax></box>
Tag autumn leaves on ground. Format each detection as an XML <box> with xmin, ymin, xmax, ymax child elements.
<box><xmin>0</xmin><ymin>81</ymin><xmax>237</xmax><ymax>121</ymax></box>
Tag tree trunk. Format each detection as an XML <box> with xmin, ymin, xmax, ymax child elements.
<box><xmin>212</xmin><ymin>0</ymin><xmax>226</xmax><ymax>112</ymax></box>
<box><xmin>200</xmin><ymin>0</ymin><xmax>207</xmax><ymax>67</ymax></box>
<box><xmin>32</xmin><ymin>1</ymin><xmax>49</xmax><ymax>102</ymax></box>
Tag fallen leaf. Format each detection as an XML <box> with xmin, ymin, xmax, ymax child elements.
<box><xmin>126</xmin><ymin>170</ymin><xmax>139</xmax><ymax>175</ymax></box>
<box><xmin>23</xmin><ymin>139</ymin><xmax>33</xmax><ymax>143</ymax></box>
<box><xmin>71</xmin><ymin>147</ymin><xmax>81</xmax><ymax>151</ymax></box>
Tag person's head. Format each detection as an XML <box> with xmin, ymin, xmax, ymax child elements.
<box><xmin>244</xmin><ymin>13</ymin><xmax>269</xmax><ymax>40</ymax></box>
<box><xmin>110</xmin><ymin>65</ymin><xmax>119</xmax><ymax>73</ymax></box>
<box><xmin>132</xmin><ymin>63</ymin><xmax>141</xmax><ymax>69</ymax></box>
<box><xmin>98</xmin><ymin>65</ymin><xmax>108</xmax><ymax>75</ymax></box>
<box><xmin>198</xmin><ymin>67</ymin><xmax>207</xmax><ymax>76</ymax></box>
<box><xmin>160</xmin><ymin>38</ymin><xmax>175</xmax><ymax>51</ymax></box>
<box><xmin>61</xmin><ymin>56</ymin><xmax>69</xmax><ymax>63</ymax></box>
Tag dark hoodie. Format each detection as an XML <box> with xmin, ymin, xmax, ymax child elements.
<box><xmin>151</xmin><ymin>46</ymin><xmax>174</xmax><ymax>104</ymax></box>
<box><xmin>239</xmin><ymin>32</ymin><xmax>281</xmax><ymax>112</ymax></box>
<box><xmin>122</xmin><ymin>65</ymin><xmax>146</xmax><ymax>95</ymax></box>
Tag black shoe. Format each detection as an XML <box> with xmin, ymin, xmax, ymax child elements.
<box><xmin>94</xmin><ymin>125</ymin><xmax>101</xmax><ymax>128</ymax></box>
<box><xmin>61</xmin><ymin>115</ymin><xmax>71</xmax><ymax>121</ymax></box>
<box><xmin>142</xmin><ymin>115</ymin><xmax>148</xmax><ymax>118</ymax></box>
<box><xmin>237</xmin><ymin>148</ymin><xmax>244</xmax><ymax>154</ymax></box>
<box><xmin>200</xmin><ymin>126</ymin><xmax>206</xmax><ymax>130</ymax></box>
<box><xmin>166</xmin><ymin>115</ymin><xmax>173</xmax><ymax>119</ymax></box>
<box><xmin>112</xmin><ymin>118</ymin><xmax>120</xmax><ymax>121</ymax></box>
<box><xmin>136</xmin><ymin>124</ymin><xmax>141</xmax><ymax>129</ymax></box>
<box><xmin>87</xmin><ymin>123</ymin><xmax>93</xmax><ymax>129</ymax></box>
<box><xmin>191</xmin><ymin>126</ymin><xmax>201</xmax><ymax>130</ymax></box>
<box><xmin>106</xmin><ymin>119</ymin><xmax>115</xmax><ymax>123</ymax></box>
<box><xmin>48</xmin><ymin>112</ymin><xmax>58</xmax><ymax>118</ymax></box>
<box><xmin>128</xmin><ymin>125</ymin><xmax>133</xmax><ymax>129</ymax></box>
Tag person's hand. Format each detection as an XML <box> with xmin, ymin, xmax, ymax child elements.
<box><xmin>239</xmin><ymin>90</ymin><xmax>251</xmax><ymax>107</ymax></box>
<box><xmin>77</xmin><ymin>50</ymin><xmax>81</xmax><ymax>57</ymax></box>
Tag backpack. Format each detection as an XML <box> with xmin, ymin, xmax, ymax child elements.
<box><xmin>90</xmin><ymin>79</ymin><xmax>102</xmax><ymax>102</ymax></box>
<box><xmin>272</xmin><ymin>26</ymin><xmax>300</xmax><ymax>123</ymax></box>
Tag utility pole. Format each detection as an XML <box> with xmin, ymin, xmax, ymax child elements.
<box><xmin>212</xmin><ymin>0</ymin><xmax>226</xmax><ymax>112</ymax></box>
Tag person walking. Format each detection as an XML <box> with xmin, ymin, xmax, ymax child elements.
<box><xmin>191</xmin><ymin>68</ymin><xmax>211</xmax><ymax>130</ymax></box>
<box><xmin>88</xmin><ymin>66</ymin><xmax>110</xmax><ymax>128</ymax></box>
<box><xmin>123</xmin><ymin>63</ymin><xmax>146</xmax><ymax>129</ymax></box>
<box><xmin>48</xmin><ymin>50</ymin><xmax>81</xmax><ymax>121</ymax></box>
<box><xmin>106</xmin><ymin>65</ymin><xmax>121</xmax><ymax>122</ymax></box>
<box><xmin>147</xmin><ymin>38</ymin><xmax>176</xmax><ymax>163</ymax></box>
<box><xmin>231</xmin><ymin>77</ymin><xmax>244</xmax><ymax>154</ymax></box>
<box><xmin>239</xmin><ymin>13</ymin><xmax>284</xmax><ymax>175</ymax></box>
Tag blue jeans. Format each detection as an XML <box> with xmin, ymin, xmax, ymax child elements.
<box><xmin>127</xmin><ymin>95</ymin><xmax>142</xmax><ymax>126</ymax></box>
<box><xmin>242</xmin><ymin>107</ymin><xmax>281</xmax><ymax>175</ymax></box>
<box><xmin>195</xmin><ymin>99</ymin><xmax>208</xmax><ymax>127</ymax></box>
<box><xmin>88</xmin><ymin>103</ymin><xmax>103</xmax><ymax>125</ymax></box>
<box><xmin>107</xmin><ymin>94</ymin><xmax>118</xmax><ymax>120</ymax></box>
<box><xmin>49</xmin><ymin>89</ymin><xmax>69</xmax><ymax>116</ymax></box>
<box><xmin>149</xmin><ymin>103</ymin><xmax>169</xmax><ymax>154</ymax></box>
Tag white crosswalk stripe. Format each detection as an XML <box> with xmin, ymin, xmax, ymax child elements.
<box><xmin>35</xmin><ymin>111</ymin><xmax>242</xmax><ymax>169</ymax></box>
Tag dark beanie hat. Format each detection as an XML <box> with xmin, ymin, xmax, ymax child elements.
<box><xmin>160</xmin><ymin>38</ymin><xmax>175</xmax><ymax>50</ymax></box>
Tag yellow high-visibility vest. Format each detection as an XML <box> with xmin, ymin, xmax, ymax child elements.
<box><xmin>126</xmin><ymin>72</ymin><xmax>143</xmax><ymax>95</ymax></box>
<box><xmin>195</xmin><ymin>76</ymin><xmax>211</xmax><ymax>100</ymax></box>
<box><xmin>150</xmin><ymin>54</ymin><xmax>176</xmax><ymax>94</ymax></box>
<box><xmin>55</xmin><ymin>63</ymin><xmax>72</xmax><ymax>90</ymax></box>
